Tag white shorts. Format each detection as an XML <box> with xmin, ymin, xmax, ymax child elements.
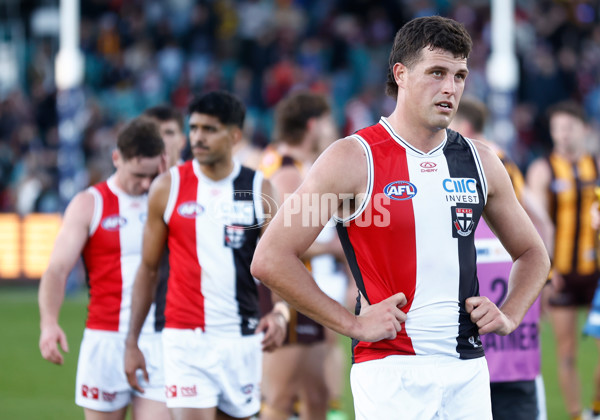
<box><xmin>351</xmin><ymin>355</ymin><xmax>492</xmax><ymax>420</ymax></box>
<box><xmin>162</xmin><ymin>328</ymin><xmax>262</xmax><ymax>417</ymax></box>
<box><xmin>75</xmin><ymin>329</ymin><xmax>165</xmax><ymax>411</ymax></box>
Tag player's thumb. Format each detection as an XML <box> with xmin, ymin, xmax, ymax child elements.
<box><xmin>59</xmin><ymin>333</ymin><xmax>69</xmax><ymax>353</ymax></box>
<box><xmin>389</xmin><ymin>292</ymin><xmax>407</xmax><ymax>308</ymax></box>
<box><xmin>254</xmin><ymin>317</ymin><xmax>267</xmax><ymax>334</ymax></box>
<box><xmin>465</xmin><ymin>296</ymin><xmax>480</xmax><ymax>313</ymax></box>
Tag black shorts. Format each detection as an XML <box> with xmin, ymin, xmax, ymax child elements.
<box><xmin>549</xmin><ymin>273</ymin><xmax>599</xmax><ymax>307</ymax></box>
<box><xmin>490</xmin><ymin>380</ymin><xmax>538</xmax><ymax>420</ymax></box>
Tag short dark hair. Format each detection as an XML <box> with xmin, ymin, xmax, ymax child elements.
<box><xmin>144</xmin><ymin>105</ymin><xmax>184</xmax><ymax>131</ymax></box>
<box><xmin>455</xmin><ymin>96</ymin><xmax>487</xmax><ymax>134</ymax></box>
<box><xmin>274</xmin><ymin>91</ymin><xmax>330</xmax><ymax>146</ymax></box>
<box><xmin>188</xmin><ymin>91</ymin><xmax>245</xmax><ymax>128</ymax></box>
<box><xmin>386</xmin><ymin>16</ymin><xmax>473</xmax><ymax>97</ymax></box>
<box><xmin>547</xmin><ymin>100</ymin><xmax>587</xmax><ymax>123</ymax></box>
<box><xmin>117</xmin><ymin>116</ymin><xmax>165</xmax><ymax>160</ymax></box>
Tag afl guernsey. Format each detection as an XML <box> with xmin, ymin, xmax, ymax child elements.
<box><xmin>163</xmin><ymin>160</ymin><xmax>264</xmax><ymax>336</ymax></box>
<box><xmin>547</xmin><ymin>153</ymin><xmax>599</xmax><ymax>277</ymax></box>
<box><xmin>336</xmin><ymin>118</ymin><xmax>487</xmax><ymax>363</ymax></box>
<box><xmin>259</xmin><ymin>146</ymin><xmax>304</xmax><ymax>179</ymax></box>
<box><xmin>82</xmin><ymin>176</ymin><xmax>165</xmax><ymax>333</ymax></box>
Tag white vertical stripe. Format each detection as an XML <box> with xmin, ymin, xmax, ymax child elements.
<box><xmin>163</xmin><ymin>166</ymin><xmax>180</xmax><ymax>224</ymax></box>
<box><xmin>115</xmin><ymin>191</ymin><xmax>155</xmax><ymax>333</ymax></box>
<box><xmin>404</xmin><ymin>154</ymin><xmax>461</xmax><ymax>356</ymax></box>
<box><xmin>195</xmin><ymin>176</ymin><xmax>238</xmax><ymax>335</ymax></box>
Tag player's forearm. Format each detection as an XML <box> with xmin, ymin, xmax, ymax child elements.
<box><xmin>501</xmin><ymin>246</ymin><xmax>550</xmax><ymax>328</ymax></box>
<box><xmin>252</xmin><ymin>254</ymin><xmax>357</xmax><ymax>337</ymax></box>
<box><xmin>126</xmin><ymin>264</ymin><xmax>158</xmax><ymax>345</ymax></box>
<box><xmin>38</xmin><ymin>271</ymin><xmax>67</xmax><ymax>329</ymax></box>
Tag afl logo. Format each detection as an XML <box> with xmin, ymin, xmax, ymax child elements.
<box><xmin>177</xmin><ymin>201</ymin><xmax>204</xmax><ymax>218</ymax></box>
<box><xmin>384</xmin><ymin>180</ymin><xmax>417</xmax><ymax>201</ymax></box>
<box><xmin>101</xmin><ymin>215</ymin><xmax>127</xmax><ymax>231</ymax></box>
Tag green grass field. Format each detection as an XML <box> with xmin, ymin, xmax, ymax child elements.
<box><xmin>0</xmin><ymin>286</ymin><xmax>598</xmax><ymax>420</ymax></box>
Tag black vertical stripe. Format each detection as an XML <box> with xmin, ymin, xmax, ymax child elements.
<box><xmin>336</xmin><ymin>222</ymin><xmax>365</xmax><ymax>363</ymax></box>
<box><xmin>572</xmin><ymin>162</ymin><xmax>582</xmax><ymax>272</ymax></box>
<box><xmin>445</xmin><ymin>130</ymin><xmax>485</xmax><ymax>359</ymax></box>
<box><xmin>153</xmin><ymin>246</ymin><xmax>169</xmax><ymax>331</ymax></box>
<box><xmin>547</xmin><ymin>156</ymin><xmax>558</xmax><ymax>228</ymax></box>
<box><xmin>232</xmin><ymin>166</ymin><xmax>261</xmax><ymax>335</ymax></box>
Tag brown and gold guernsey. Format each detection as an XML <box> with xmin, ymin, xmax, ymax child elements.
<box><xmin>498</xmin><ymin>151</ymin><xmax>525</xmax><ymax>202</ymax></box>
<box><xmin>548</xmin><ymin>152</ymin><xmax>599</xmax><ymax>277</ymax></box>
<box><xmin>257</xmin><ymin>147</ymin><xmax>325</xmax><ymax>344</ymax></box>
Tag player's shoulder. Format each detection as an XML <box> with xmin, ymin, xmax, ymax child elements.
<box><xmin>318</xmin><ymin>136</ymin><xmax>367</xmax><ymax>166</ymax></box>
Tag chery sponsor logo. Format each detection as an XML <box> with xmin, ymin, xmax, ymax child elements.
<box><xmin>420</xmin><ymin>161</ymin><xmax>437</xmax><ymax>172</ymax></box>
<box><xmin>383</xmin><ymin>180</ymin><xmax>417</xmax><ymax>201</ymax></box>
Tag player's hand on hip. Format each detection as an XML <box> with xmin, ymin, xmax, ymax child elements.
<box><xmin>124</xmin><ymin>343</ymin><xmax>148</xmax><ymax>393</ymax></box>
<box><xmin>466</xmin><ymin>296</ymin><xmax>516</xmax><ymax>336</ymax></box>
<box><xmin>39</xmin><ymin>324</ymin><xmax>69</xmax><ymax>365</ymax></box>
<box><xmin>256</xmin><ymin>311</ymin><xmax>287</xmax><ymax>352</ymax></box>
<box><xmin>354</xmin><ymin>292</ymin><xmax>407</xmax><ymax>342</ymax></box>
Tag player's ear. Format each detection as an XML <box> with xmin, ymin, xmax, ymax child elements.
<box><xmin>112</xmin><ymin>149</ymin><xmax>121</xmax><ymax>169</ymax></box>
<box><xmin>393</xmin><ymin>62</ymin><xmax>407</xmax><ymax>89</ymax></box>
<box><xmin>230</xmin><ymin>126</ymin><xmax>243</xmax><ymax>146</ymax></box>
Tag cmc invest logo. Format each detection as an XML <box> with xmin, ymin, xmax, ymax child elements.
<box><xmin>383</xmin><ymin>180</ymin><xmax>417</xmax><ymax>201</ymax></box>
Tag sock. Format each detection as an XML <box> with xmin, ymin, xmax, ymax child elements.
<box><xmin>593</xmin><ymin>400</ymin><xmax>600</xmax><ymax>415</ymax></box>
<box><xmin>328</xmin><ymin>398</ymin><xmax>342</xmax><ymax>411</ymax></box>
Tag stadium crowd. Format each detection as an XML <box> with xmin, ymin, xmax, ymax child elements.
<box><xmin>1</xmin><ymin>0</ymin><xmax>600</xmax><ymax>214</ymax></box>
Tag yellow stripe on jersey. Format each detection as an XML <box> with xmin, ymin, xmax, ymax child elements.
<box><xmin>498</xmin><ymin>150</ymin><xmax>525</xmax><ymax>203</ymax></box>
<box><xmin>549</xmin><ymin>153</ymin><xmax>599</xmax><ymax>276</ymax></box>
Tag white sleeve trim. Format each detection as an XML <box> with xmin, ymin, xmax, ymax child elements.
<box><xmin>87</xmin><ymin>187</ymin><xmax>102</xmax><ymax>236</ymax></box>
<box><xmin>464</xmin><ymin>136</ymin><xmax>488</xmax><ymax>205</ymax></box>
<box><xmin>333</xmin><ymin>134</ymin><xmax>374</xmax><ymax>223</ymax></box>
<box><xmin>253</xmin><ymin>170</ymin><xmax>265</xmax><ymax>226</ymax></box>
<box><xmin>163</xmin><ymin>167</ymin><xmax>179</xmax><ymax>224</ymax></box>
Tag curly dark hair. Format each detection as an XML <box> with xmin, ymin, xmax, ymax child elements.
<box><xmin>385</xmin><ymin>16</ymin><xmax>473</xmax><ymax>98</ymax></box>
<box><xmin>188</xmin><ymin>91</ymin><xmax>245</xmax><ymax>128</ymax></box>
<box><xmin>117</xmin><ymin>116</ymin><xmax>164</xmax><ymax>161</ymax></box>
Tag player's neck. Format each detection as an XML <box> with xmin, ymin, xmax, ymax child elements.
<box><xmin>277</xmin><ymin>141</ymin><xmax>314</xmax><ymax>167</ymax></box>
<box><xmin>555</xmin><ymin>145</ymin><xmax>585</xmax><ymax>162</ymax></box>
<box><xmin>385</xmin><ymin>113</ymin><xmax>446</xmax><ymax>154</ymax></box>
<box><xmin>198</xmin><ymin>159</ymin><xmax>236</xmax><ymax>181</ymax></box>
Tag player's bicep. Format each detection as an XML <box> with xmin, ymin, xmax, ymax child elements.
<box><xmin>140</xmin><ymin>175</ymin><xmax>170</xmax><ymax>268</ymax></box>
<box><xmin>525</xmin><ymin>160</ymin><xmax>551</xmax><ymax>213</ymax></box>
<box><xmin>45</xmin><ymin>193</ymin><xmax>93</xmax><ymax>277</ymax></box>
<box><xmin>260</xmin><ymin>139</ymin><xmax>365</xmax><ymax>257</ymax></box>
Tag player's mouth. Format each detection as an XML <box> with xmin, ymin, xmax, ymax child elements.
<box><xmin>436</xmin><ymin>101</ymin><xmax>453</xmax><ymax>112</ymax></box>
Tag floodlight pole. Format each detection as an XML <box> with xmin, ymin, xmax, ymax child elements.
<box><xmin>486</xmin><ymin>0</ymin><xmax>518</xmax><ymax>153</ymax></box>
<box><xmin>55</xmin><ymin>0</ymin><xmax>86</xmax><ymax>210</ymax></box>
